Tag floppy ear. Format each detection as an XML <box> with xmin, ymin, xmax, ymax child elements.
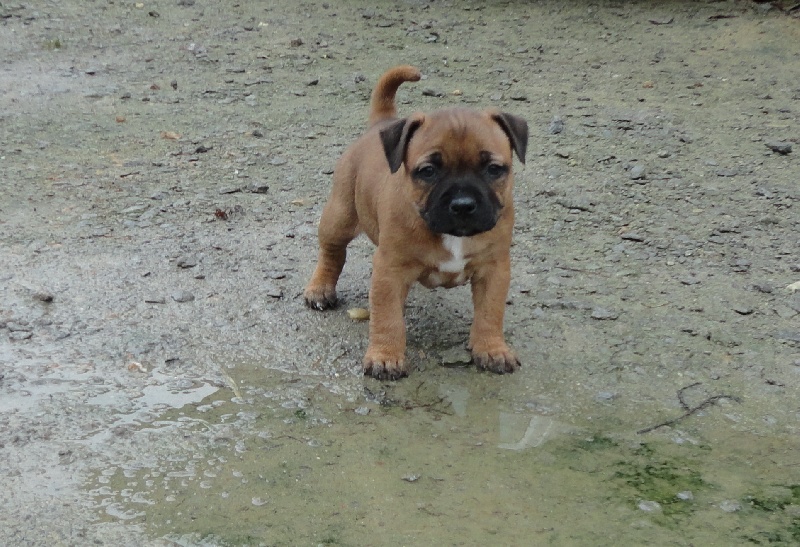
<box><xmin>379</xmin><ymin>114</ymin><xmax>424</xmax><ymax>173</ymax></box>
<box><xmin>491</xmin><ymin>112</ymin><xmax>528</xmax><ymax>164</ymax></box>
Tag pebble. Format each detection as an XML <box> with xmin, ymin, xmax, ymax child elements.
<box><xmin>638</xmin><ymin>500</ymin><xmax>662</xmax><ymax>512</ymax></box>
<box><xmin>177</xmin><ymin>256</ymin><xmax>198</xmax><ymax>268</ymax></box>
<box><xmin>620</xmin><ymin>232</ymin><xmax>645</xmax><ymax>242</ymax></box>
<box><xmin>555</xmin><ymin>197</ymin><xmax>592</xmax><ymax>211</ymax></box>
<box><xmin>440</xmin><ymin>347</ymin><xmax>472</xmax><ymax>367</ymax></box>
<box><xmin>171</xmin><ymin>290</ymin><xmax>195</xmax><ymax>303</ymax></box>
<box><xmin>733</xmin><ymin>306</ymin><xmax>754</xmax><ymax>316</ymax></box>
<box><xmin>765</xmin><ymin>141</ymin><xmax>792</xmax><ymax>155</ymax></box>
<box><xmin>715</xmin><ymin>168</ymin><xmax>737</xmax><ymax>177</ymax></box>
<box><xmin>401</xmin><ymin>474</ymin><xmax>421</xmax><ymax>482</ymax></box>
<box><xmin>422</xmin><ymin>88</ymin><xmax>444</xmax><ymax>97</ymax></box>
<box><xmin>9</xmin><ymin>331</ymin><xmax>33</xmax><ymax>341</ymax></box>
<box><xmin>144</xmin><ymin>296</ymin><xmax>166</xmax><ymax>304</ymax></box>
<box><xmin>548</xmin><ymin>115</ymin><xmax>564</xmax><ymax>134</ymax></box>
<box><xmin>730</xmin><ymin>258</ymin><xmax>751</xmax><ymax>273</ymax></box>
<box><xmin>354</xmin><ymin>406</ymin><xmax>370</xmax><ymax>416</ymax></box>
<box><xmin>6</xmin><ymin>322</ymin><xmax>31</xmax><ymax>332</ymax></box>
<box><xmin>247</xmin><ymin>182</ymin><xmax>269</xmax><ymax>194</ymax></box>
<box><xmin>594</xmin><ymin>391</ymin><xmax>617</xmax><ymax>402</ymax></box>
<box><xmin>218</xmin><ymin>186</ymin><xmax>241</xmax><ymax>195</ymax></box>
<box><xmin>719</xmin><ymin>500</ymin><xmax>742</xmax><ymax>513</ymax></box>
<box><xmin>676</xmin><ymin>491</ymin><xmax>694</xmax><ymax>501</ymax></box>
<box><xmin>266</xmin><ymin>286</ymin><xmax>283</xmax><ymax>299</ymax></box>
<box><xmin>33</xmin><ymin>290</ymin><xmax>54</xmax><ymax>303</ymax></box>
<box><xmin>591</xmin><ymin>307</ymin><xmax>619</xmax><ymax>320</ymax></box>
<box><xmin>629</xmin><ymin>165</ymin><xmax>647</xmax><ymax>180</ymax></box>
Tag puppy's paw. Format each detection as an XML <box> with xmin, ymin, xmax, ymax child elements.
<box><xmin>304</xmin><ymin>284</ymin><xmax>338</xmax><ymax>310</ymax></box>
<box><xmin>470</xmin><ymin>342</ymin><xmax>520</xmax><ymax>374</ymax></box>
<box><xmin>363</xmin><ymin>349</ymin><xmax>408</xmax><ymax>381</ymax></box>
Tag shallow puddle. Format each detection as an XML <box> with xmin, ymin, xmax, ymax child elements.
<box><xmin>86</xmin><ymin>364</ymin><xmax>800</xmax><ymax>546</ymax></box>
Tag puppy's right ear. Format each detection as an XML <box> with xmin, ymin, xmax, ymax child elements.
<box><xmin>379</xmin><ymin>114</ymin><xmax>424</xmax><ymax>173</ymax></box>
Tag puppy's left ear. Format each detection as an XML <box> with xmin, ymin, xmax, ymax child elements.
<box><xmin>380</xmin><ymin>113</ymin><xmax>424</xmax><ymax>173</ymax></box>
<box><xmin>491</xmin><ymin>112</ymin><xmax>528</xmax><ymax>164</ymax></box>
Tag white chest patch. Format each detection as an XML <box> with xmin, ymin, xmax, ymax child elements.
<box><xmin>438</xmin><ymin>235</ymin><xmax>468</xmax><ymax>273</ymax></box>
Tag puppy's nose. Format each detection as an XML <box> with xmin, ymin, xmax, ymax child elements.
<box><xmin>449</xmin><ymin>195</ymin><xmax>477</xmax><ymax>216</ymax></box>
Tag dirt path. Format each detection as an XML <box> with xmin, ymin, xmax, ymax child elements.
<box><xmin>1</xmin><ymin>1</ymin><xmax>799</xmax><ymax>545</ymax></box>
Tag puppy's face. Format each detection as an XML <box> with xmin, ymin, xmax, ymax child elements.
<box><xmin>381</xmin><ymin>108</ymin><xmax>528</xmax><ymax>237</ymax></box>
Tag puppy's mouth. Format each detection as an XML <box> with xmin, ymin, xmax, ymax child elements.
<box><xmin>421</xmin><ymin>187</ymin><xmax>500</xmax><ymax>237</ymax></box>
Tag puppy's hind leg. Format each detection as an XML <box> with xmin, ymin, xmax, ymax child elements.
<box><xmin>304</xmin><ymin>193</ymin><xmax>359</xmax><ymax>310</ymax></box>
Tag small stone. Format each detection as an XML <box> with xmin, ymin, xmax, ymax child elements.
<box><xmin>676</xmin><ymin>491</ymin><xmax>694</xmax><ymax>501</ymax></box>
<box><xmin>6</xmin><ymin>322</ymin><xmax>30</xmax><ymax>332</ymax></box>
<box><xmin>218</xmin><ymin>186</ymin><xmax>241</xmax><ymax>195</ymax></box>
<box><xmin>144</xmin><ymin>296</ymin><xmax>166</xmax><ymax>304</ymax></box>
<box><xmin>177</xmin><ymin>256</ymin><xmax>198</xmax><ymax>268</ymax></box>
<box><xmin>657</xmin><ymin>149</ymin><xmax>670</xmax><ymax>158</ymax></box>
<box><xmin>440</xmin><ymin>347</ymin><xmax>472</xmax><ymax>367</ymax></box>
<box><xmin>733</xmin><ymin>306</ymin><xmax>753</xmax><ymax>316</ymax></box>
<box><xmin>594</xmin><ymin>391</ymin><xmax>617</xmax><ymax>402</ymax></box>
<box><xmin>269</xmin><ymin>157</ymin><xmax>287</xmax><ymax>166</ymax></box>
<box><xmin>354</xmin><ymin>406</ymin><xmax>370</xmax><ymax>416</ymax></box>
<box><xmin>9</xmin><ymin>331</ymin><xmax>33</xmax><ymax>341</ymax></box>
<box><xmin>715</xmin><ymin>168</ymin><xmax>737</xmax><ymax>177</ymax></box>
<box><xmin>638</xmin><ymin>500</ymin><xmax>662</xmax><ymax>512</ymax></box>
<box><xmin>33</xmin><ymin>291</ymin><xmax>54</xmax><ymax>303</ymax></box>
<box><xmin>266</xmin><ymin>287</ymin><xmax>283</xmax><ymax>298</ymax></box>
<box><xmin>246</xmin><ymin>182</ymin><xmax>269</xmax><ymax>194</ymax></box>
<box><xmin>347</xmin><ymin>308</ymin><xmax>370</xmax><ymax>321</ymax></box>
<box><xmin>621</xmin><ymin>232</ymin><xmax>645</xmax><ymax>242</ymax></box>
<box><xmin>719</xmin><ymin>500</ymin><xmax>742</xmax><ymax>513</ymax></box>
<box><xmin>591</xmin><ymin>307</ymin><xmax>618</xmax><ymax>320</ymax></box>
<box><xmin>629</xmin><ymin>165</ymin><xmax>646</xmax><ymax>180</ymax></box>
<box><xmin>765</xmin><ymin>141</ymin><xmax>792</xmax><ymax>155</ymax></box>
<box><xmin>548</xmin><ymin>116</ymin><xmax>564</xmax><ymax>134</ymax></box>
<box><xmin>401</xmin><ymin>474</ymin><xmax>421</xmax><ymax>483</ymax></box>
<box><xmin>422</xmin><ymin>88</ymin><xmax>444</xmax><ymax>97</ymax></box>
<box><xmin>510</xmin><ymin>93</ymin><xmax>528</xmax><ymax>101</ymax></box>
<box><xmin>171</xmin><ymin>290</ymin><xmax>195</xmax><ymax>303</ymax></box>
<box><xmin>730</xmin><ymin>258</ymin><xmax>751</xmax><ymax>273</ymax></box>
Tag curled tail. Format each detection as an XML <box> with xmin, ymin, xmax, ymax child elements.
<box><xmin>368</xmin><ymin>65</ymin><xmax>421</xmax><ymax>127</ymax></box>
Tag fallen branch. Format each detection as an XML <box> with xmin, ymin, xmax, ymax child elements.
<box><xmin>637</xmin><ymin>383</ymin><xmax>742</xmax><ymax>434</ymax></box>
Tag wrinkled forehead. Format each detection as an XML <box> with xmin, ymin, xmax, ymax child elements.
<box><xmin>407</xmin><ymin>109</ymin><xmax>512</xmax><ymax>166</ymax></box>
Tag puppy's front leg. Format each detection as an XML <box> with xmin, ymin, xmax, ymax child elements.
<box><xmin>363</xmin><ymin>249</ymin><xmax>414</xmax><ymax>380</ymax></box>
<box><xmin>468</xmin><ymin>255</ymin><xmax>520</xmax><ymax>374</ymax></box>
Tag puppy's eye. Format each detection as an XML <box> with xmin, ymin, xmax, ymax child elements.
<box><xmin>486</xmin><ymin>163</ymin><xmax>508</xmax><ymax>178</ymax></box>
<box><xmin>415</xmin><ymin>164</ymin><xmax>437</xmax><ymax>181</ymax></box>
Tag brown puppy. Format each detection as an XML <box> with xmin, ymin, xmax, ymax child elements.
<box><xmin>304</xmin><ymin>65</ymin><xmax>528</xmax><ymax>380</ymax></box>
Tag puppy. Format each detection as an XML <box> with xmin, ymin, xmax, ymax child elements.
<box><xmin>304</xmin><ymin>65</ymin><xmax>528</xmax><ymax>380</ymax></box>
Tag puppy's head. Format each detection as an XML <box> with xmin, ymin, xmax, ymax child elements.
<box><xmin>380</xmin><ymin>108</ymin><xmax>528</xmax><ymax>237</ymax></box>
